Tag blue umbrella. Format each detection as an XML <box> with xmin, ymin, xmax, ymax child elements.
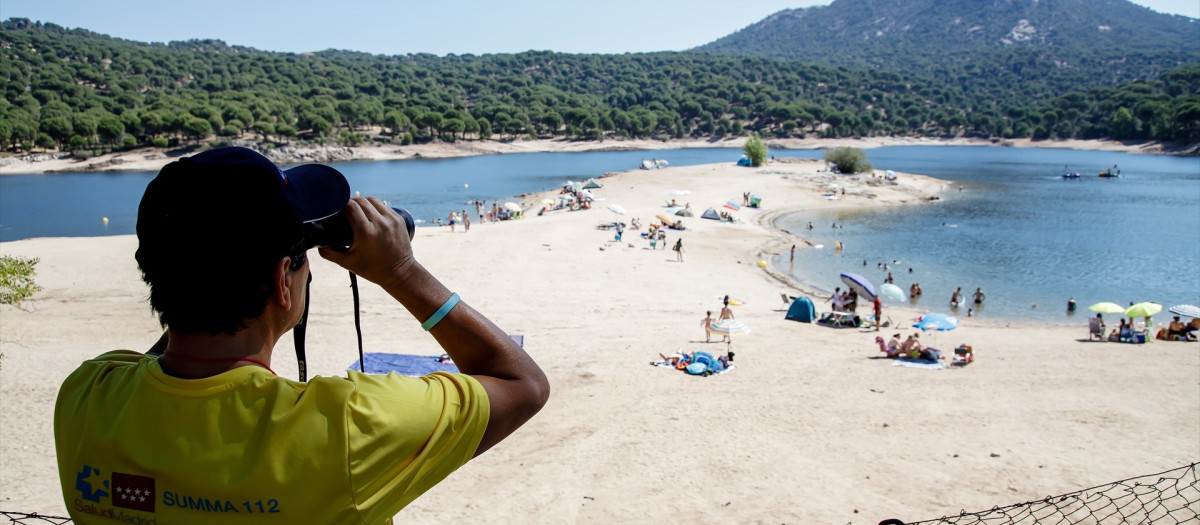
<box><xmin>914</xmin><ymin>313</ymin><xmax>959</xmax><ymax>331</ymax></box>
<box><xmin>840</xmin><ymin>272</ymin><xmax>877</xmax><ymax>300</ymax></box>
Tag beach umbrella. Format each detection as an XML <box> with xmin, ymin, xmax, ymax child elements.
<box><xmin>675</xmin><ymin>208</ymin><xmax>694</xmax><ymax>217</ymax></box>
<box><xmin>607</xmin><ymin>204</ymin><xmax>626</xmax><ymax>215</ymax></box>
<box><xmin>557</xmin><ymin>194</ymin><xmax>574</xmax><ymax>201</ymax></box>
<box><xmin>1088</xmin><ymin>302</ymin><xmax>1127</xmax><ymax>314</ymax></box>
<box><xmin>582</xmin><ymin>180</ymin><xmax>602</xmax><ymax>189</ymax></box>
<box><xmin>879</xmin><ymin>283</ymin><xmax>906</xmax><ymax>302</ymax></box>
<box><xmin>707</xmin><ymin>319</ymin><xmax>750</xmax><ymax>353</ymax></box>
<box><xmin>1125</xmin><ymin>302</ymin><xmax>1162</xmax><ymax>318</ymax></box>
<box><xmin>503</xmin><ymin>202</ymin><xmax>522</xmax><ymax>213</ymax></box>
<box><xmin>913</xmin><ymin>313</ymin><xmax>958</xmax><ymax>331</ymax></box>
<box><xmin>1168</xmin><ymin>304</ymin><xmax>1200</xmax><ymax>319</ymax></box>
<box><xmin>840</xmin><ymin>272</ymin><xmax>877</xmax><ymax>300</ymax></box>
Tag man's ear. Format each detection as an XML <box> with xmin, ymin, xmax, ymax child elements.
<box><xmin>273</xmin><ymin>256</ymin><xmax>293</xmax><ymax>310</ymax></box>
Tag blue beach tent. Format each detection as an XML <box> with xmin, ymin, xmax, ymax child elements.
<box><xmin>785</xmin><ymin>296</ymin><xmax>816</xmax><ymax>323</ymax></box>
<box><xmin>701</xmin><ymin>207</ymin><xmax>721</xmax><ymax>220</ymax></box>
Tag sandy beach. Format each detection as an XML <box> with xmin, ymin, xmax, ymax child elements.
<box><xmin>0</xmin><ymin>134</ymin><xmax>1189</xmax><ymax>176</ymax></box>
<box><xmin>2</xmin><ymin>158</ymin><xmax>1197</xmax><ymax>523</ymax></box>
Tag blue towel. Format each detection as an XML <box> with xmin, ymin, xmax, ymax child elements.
<box><xmin>350</xmin><ymin>335</ymin><xmax>521</xmax><ymax>375</ymax></box>
<box><xmin>352</xmin><ymin>353</ymin><xmax>460</xmax><ymax>376</ymax></box>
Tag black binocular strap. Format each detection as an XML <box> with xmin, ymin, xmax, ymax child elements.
<box><xmin>293</xmin><ymin>272</ymin><xmax>312</xmax><ymax>382</ymax></box>
<box><xmin>292</xmin><ymin>271</ymin><xmax>367</xmax><ymax>382</ymax></box>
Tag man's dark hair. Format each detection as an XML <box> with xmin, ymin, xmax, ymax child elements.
<box><xmin>134</xmin><ymin>147</ymin><xmax>349</xmax><ymax>336</ymax></box>
<box><xmin>135</xmin><ymin>170</ymin><xmax>308</xmax><ymax>335</ymax></box>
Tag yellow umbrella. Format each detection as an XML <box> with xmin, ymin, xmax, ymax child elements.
<box><xmin>1088</xmin><ymin>302</ymin><xmax>1127</xmax><ymax>314</ymax></box>
<box><xmin>1125</xmin><ymin>302</ymin><xmax>1162</xmax><ymax>318</ymax></box>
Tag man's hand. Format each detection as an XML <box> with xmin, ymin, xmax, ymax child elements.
<box><xmin>318</xmin><ymin>197</ymin><xmax>416</xmax><ymax>286</ymax></box>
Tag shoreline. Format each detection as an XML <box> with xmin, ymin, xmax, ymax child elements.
<box><xmin>2</xmin><ymin>159</ymin><xmax>1196</xmax><ymax>523</ymax></box>
<box><xmin>0</xmin><ymin>135</ymin><xmax>1193</xmax><ymax>176</ymax></box>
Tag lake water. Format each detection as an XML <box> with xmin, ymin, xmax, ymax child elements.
<box><xmin>0</xmin><ymin>148</ymin><xmax>757</xmax><ymax>241</ymax></box>
<box><xmin>1</xmin><ymin>146</ymin><xmax>1197</xmax><ymax>322</ymax></box>
<box><xmin>773</xmin><ymin>146</ymin><xmax>1200</xmax><ymax>323</ymax></box>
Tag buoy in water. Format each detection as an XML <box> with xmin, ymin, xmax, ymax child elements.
<box><xmin>355</xmin><ymin>191</ymin><xmax>361</xmax><ymax>197</ymax></box>
<box><xmin>464</xmin><ymin>183</ymin><xmax>469</xmax><ymax>188</ymax></box>
<box><xmin>102</xmin><ymin>217</ymin><xmax>109</xmax><ymax>225</ymax></box>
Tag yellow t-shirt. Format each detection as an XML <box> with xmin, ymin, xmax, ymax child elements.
<box><xmin>55</xmin><ymin>351</ymin><xmax>489</xmax><ymax>525</ymax></box>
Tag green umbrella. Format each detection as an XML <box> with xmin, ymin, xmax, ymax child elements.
<box><xmin>1088</xmin><ymin>302</ymin><xmax>1127</xmax><ymax>314</ymax></box>
<box><xmin>1125</xmin><ymin>302</ymin><xmax>1162</xmax><ymax>318</ymax></box>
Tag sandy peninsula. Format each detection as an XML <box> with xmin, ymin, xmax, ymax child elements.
<box><xmin>1</xmin><ymin>158</ymin><xmax>1196</xmax><ymax>524</ymax></box>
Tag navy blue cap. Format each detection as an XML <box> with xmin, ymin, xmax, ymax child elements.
<box><xmin>137</xmin><ymin>147</ymin><xmax>350</xmax><ymax>253</ymax></box>
<box><xmin>183</xmin><ymin>147</ymin><xmax>350</xmax><ymax>223</ymax></box>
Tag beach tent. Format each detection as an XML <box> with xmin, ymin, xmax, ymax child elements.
<box><xmin>582</xmin><ymin>180</ymin><xmax>603</xmax><ymax>189</ymax></box>
<box><xmin>737</xmin><ymin>155</ymin><xmax>753</xmax><ymax>167</ymax></box>
<box><xmin>785</xmin><ymin>297</ymin><xmax>816</xmax><ymax>323</ymax></box>
<box><xmin>701</xmin><ymin>208</ymin><xmax>721</xmax><ymax>220</ymax></box>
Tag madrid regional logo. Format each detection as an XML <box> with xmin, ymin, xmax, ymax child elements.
<box><xmin>75</xmin><ymin>465</ymin><xmax>157</xmax><ymax>513</ymax></box>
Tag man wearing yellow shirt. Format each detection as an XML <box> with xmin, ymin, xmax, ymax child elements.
<box><xmin>54</xmin><ymin>147</ymin><xmax>549</xmax><ymax>524</ymax></box>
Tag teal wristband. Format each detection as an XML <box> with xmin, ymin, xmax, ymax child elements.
<box><xmin>421</xmin><ymin>293</ymin><xmax>460</xmax><ymax>331</ymax></box>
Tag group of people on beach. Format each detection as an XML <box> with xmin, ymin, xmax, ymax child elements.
<box><xmin>827</xmin><ymin>286</ymin><xmax>859</xmax><ymax>313</ymax></box>
<box><xmin>1091</xmin><ymin>310</ymin><xmax>1198</xmax><ymax>343</ymax></box>
<box><xmin>877</xmin><ymin>333</ymin><xmax>943</xmax><ymax>361</ymax></box>
<box><xmin>440</xmin><ymin>200</ymin><xmax>521</xmax><ymax>228</ymax></box>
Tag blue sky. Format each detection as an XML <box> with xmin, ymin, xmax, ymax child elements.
<box><xmin>2</xmin><ymin>0</ymin><xmax>1196</xmax><ymax>56</ymax></box>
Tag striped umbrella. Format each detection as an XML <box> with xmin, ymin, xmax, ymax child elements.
<box><xmin>1169</xmin><ymin>304</ymin><xmax>1200</xmax><ymax>319</ymax></box>
<box><xmin>707</xmin><ymin>319</ymin><xmax>750</xmax><ymax>353</ymax></box>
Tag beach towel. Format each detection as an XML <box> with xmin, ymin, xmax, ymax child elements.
<box><xmin>354</xmin><ymin>353</ymin><xmax>460</xmax><ymax>375</ymax></box>
<box><xmin>351</xmin><ymin>335</ymin><xmax>521</xmax><ymax>376</ymax></box>
<box><xmin>891</xmin><ymin>358</ymin><xmax>944</xmax><ymax>370</ymax></box>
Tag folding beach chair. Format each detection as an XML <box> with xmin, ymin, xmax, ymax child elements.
<box><xmin>1088</xmin><ymin>318</ymin><xmax>1105</xmax><ymax>341</ymax></box>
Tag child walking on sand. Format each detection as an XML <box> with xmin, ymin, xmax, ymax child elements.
<box><xmin>702</xmin><ymin>311</ymin><xmax>714</xmax><ymax>342</ymax></box>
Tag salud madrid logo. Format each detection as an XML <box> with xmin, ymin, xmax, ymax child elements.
<box><xmin>75</xmin><ymin>465</ymin><xmax>157</xmax><ymax>513</ymax></box>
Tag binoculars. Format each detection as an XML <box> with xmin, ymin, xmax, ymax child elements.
<box><xmin>305</xmin><ymin>207</ymin><xmax>415</xmax><ymax>249</ymax></box>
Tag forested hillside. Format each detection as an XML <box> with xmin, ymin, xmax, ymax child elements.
<box><xmin>697</xmin><ymin>0</ymin><xmax>1200</xmax><ymax>104</ymax></box>
<box><xmin>1</xmin><ymin>17</ymin><xmax>1197</xmax><ymax>157</ymax></box>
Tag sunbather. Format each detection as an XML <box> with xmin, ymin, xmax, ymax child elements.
<box><xmin>1168</xmin><ymin>316</ymin><xmax>1187</xmax><ymax>340</ymax></box>
<box><xmin>875</xmin><ymin>335</ymin><xmax>903</xmax><ymax>358</ymax></box>
<box><xmin>900</xmin><ymin>333</ymin><xmax>923</xmax><ymax>356</ymax></box>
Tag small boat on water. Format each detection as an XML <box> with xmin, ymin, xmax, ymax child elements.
<box><xmin>1061</xmin><ymin>172</ymin><xmax>1081</xmax><ymax>179</ymax></box>
<box><xmin>1099</xmin><ymin>167</ymin><xmax>1120</xmax><ymax>178</ymax></box>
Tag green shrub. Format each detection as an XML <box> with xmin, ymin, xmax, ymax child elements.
<box><xmin>742</xmin><ymin>133</ymin><xmax>767</xmax><ymax>166</ymax></box>
<box><xmin>823</xmin><ymin>147</ymin><xmax>873</xmax><ymax>174</ymax></box>
<box><xmin>0</xmin><ymin>255</ymin><xmax>42</xmax><ymax>306</ymax></box>
<box><xmin>152</xmin><ymin>137</ymin><xmax>169</xmax><ymax>148</ymax></box>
